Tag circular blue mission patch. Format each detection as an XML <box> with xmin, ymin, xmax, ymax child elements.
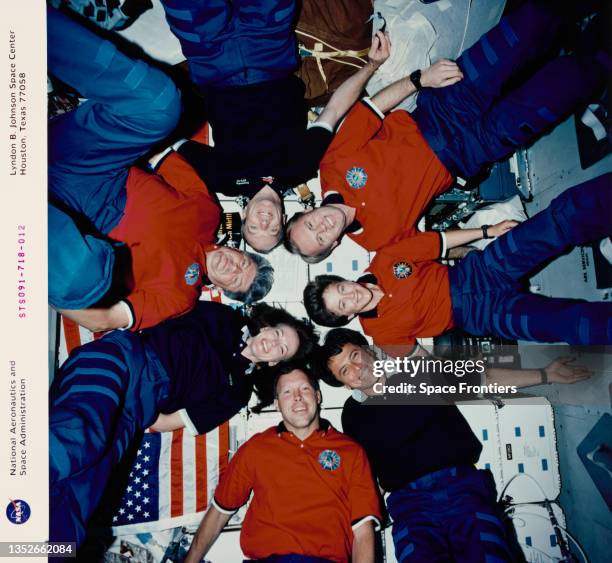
<box><xmin>393</xmin><ymin>261</ymin><xmax>412</xmax><ymax>279</ymax></box>
<box><xmin>184</xmin><ymin>263</ymin><xmax>201</xmax><ymax>286</ymax></box>
<box><xmin>318</xmin><ymin>449</ymin><xmax>341</xmax><ymax>471</ymax></box>
<box><xmin>345</xmin><ymin>166</ymin><xmax>368</xmax><ymax>189</ymax></box>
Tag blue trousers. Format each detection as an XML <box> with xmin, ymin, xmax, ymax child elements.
<box><xmin>413</xmin><ymin>1</ymin><xmax>610</xmax><ymax>177</ymax></box>
<box><xmin>49</xmin><ymin>333</ymin><xmax>170</xmax><ymax>546</ymax></box>
<box><xmin>387</xmin><ymin>467</ymin><xmax>513</xmax><ymax>563</ymax></box>
<box><xmin>449</xmin><ymin>174</ymin><xmax>612</xmax><ymax>344</ymax></box>
<box><xmin>47</xmin><ymin>7</ymin><xmax>181</xmax><ymax>309</ymax></box>
<box><xmin>161</xmin><ymin>0</ymin><xmax>298</xmax><ymax>86</ymax></box>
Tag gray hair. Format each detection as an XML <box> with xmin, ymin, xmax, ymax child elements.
<box><xmin>223</xmin><ymin>252</ymin><xmax>274</xmax><ymax>303</ymax></box>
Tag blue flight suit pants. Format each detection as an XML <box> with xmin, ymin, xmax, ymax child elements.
<box><xmin>449</xmin><ymin>174</ymin><xmax>612</xmax><ymax>344</ymax></box>
<box><xmin>160</xmin><ymin>0</ymin><xmax>298</xmax><ymax>86</ymax></box>
<box><xmin>387</xmin><ymin>467</ymin><xmax>513</xmax><ymax>563</ymax></box>
<box><xmin>49</xmin><ymin>332</ymin><xmax>170</xmax><ymax>546</ymax></box>
<box><xmin>413</xmin><ymin>0</ymin><xmax>610</xmax><ymax>178</ymax></box>
<box><xmin>47</xmin><ymin>7</ymin><xmax>181</xmax><ymax>309</ymax></box>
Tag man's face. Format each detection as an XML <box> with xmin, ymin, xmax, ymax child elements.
<box><xmin>206</xmin><ymin>247</ymin><xmax>256</xmax><ymax>294</ymax></box>
<box><xmin>245</xmin><ymin>323</ymin><xmax>300</xmax><ymax>365</ymax></box>
<box><xmin>328</xmin><ymin>343</ymin><xmax>377</xmax><ymax>390</ymax></box>
<box><xmin>289</xmin><ymin>206</ymin><xmax>347</xmax><ymax>257</ymax></box>
<box><xmin>243</xmin><ymin>188</ymin><xmax>284</xmax><ymax>252</ymax></box>
<box><xmin>275</xmin><ymin>369</ymin><xmax>321</xmax><ymax>434</ymax></box>
<box><xmin>322</xmin><ymin>281</ymin><xmax>374</xmax><ymax>317</ymax></box>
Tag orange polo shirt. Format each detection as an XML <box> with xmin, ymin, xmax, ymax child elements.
<box><xmin>108</xmin><ymin>152</ymin><xmax>220</xmax><ymax>330</ymax></box>
<box><xmin>214</xmin><ymin>422</ymin><xmax>381</xmax><ymax>562</ymax></box>
<box><xmin>319</xmin><ymin>99</ymin><xmax>453</xmax><ymax>251</ymax></box>
<box><xmin>360</xmin><ymin>231</ymin><xmax>454</xmax><ymax>346</ymax></box>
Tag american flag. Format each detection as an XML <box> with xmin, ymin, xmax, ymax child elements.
<box><xmin>111</xmin><ymin>425</ymin><xmax>230</xmax><ymax>535</ymax></box>
<box><xmin>56</xmin><ymin>291</ymin><xmax>234</xmax><ymax>536</ymax></box>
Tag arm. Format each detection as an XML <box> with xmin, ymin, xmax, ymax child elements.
<box><xmin>444</xmin><ymin>220</ymin><xmax>519</xmax><ymax>251</ymax></box>
<box><xmin>487</xmin><ymin>357</ymin><xmax>593</xmax><ymax>387</ymax></box>
<box><xmin>352</xmin><ymin>520</ymin><xmax>375</xmax><ymax>563</ymax></box>
<box><xmin>149</xmin><ymin>411</ymin><xmax>185</xmax><ymax>433</ymax></box>
<box><xmin>371</xmin><ymin>59</ymin><xmax>464</xmax><ymax>113</ymax></box>
<box><xmin>316</xmin><ymin>31</ymin><xmax>391</xmax><ymax>129</ymax></box>
<box><xmin>57</xmin><ymin>301</ymin><xmax>130</xmax><ymax>332</ymax></box>
<box><xmin>184</xmin><ymin>505</ymin><xmax>232</xmax><ymax>563</ymax></box>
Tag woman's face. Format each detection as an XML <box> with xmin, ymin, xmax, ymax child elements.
<box><xmin>246</xmin><ymin>324</ymin><xmax>300</xmax><ymax>365</ymax></box>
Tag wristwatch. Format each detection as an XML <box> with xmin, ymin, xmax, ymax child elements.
<box><xmin>481</xmin><ymin>225</ymin><xmax>492</xmax><ymax>239</ymax></box>
<box><xmin>410</xmin><ymin>69</ymin><xmax>423</xmax><ymax>91</ymax></box>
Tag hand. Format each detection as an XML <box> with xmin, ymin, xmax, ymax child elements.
<box><xmin>367</xmin><ymin>31</ymin><xmax>391</xmax><ymax>69</ymax></box>
<box><xmin>545</xmin><ymin>357</ymin><xmax>593</xmax><ymax>384</ymax></box>
<box><xmin>488</xmin><ymin>220</ymin><xmax>519</xmax><ymax>237</ymax></box>
<box><xmin>421</xmin><ymin>59</ymin><xmax>464</xmax><ymax>88</ymax></box>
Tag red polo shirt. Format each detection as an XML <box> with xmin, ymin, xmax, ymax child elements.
<box><xmin>214</xmin><ymin>422</ymin><xmax>381</xmax><ymax>562</ymax></box>
<box><xmin>360</xmin><ymin>231</ymin><xmax>454</xmax><ymax>346</ymax></box>
<box><xmin>319</xmin><ymin>99</ymin><xmax>453</xmax><ymax>251</ymax></box>
<box><xmin>108</xmin><ymin>152</ymin><xmax>220</xmax><ymax>331</ymax></box>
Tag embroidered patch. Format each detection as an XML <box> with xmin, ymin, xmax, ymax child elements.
<box><xmin>184</xmin><ymin>263</ymin><xmax>201</xmax><ymax>286</ymax></box>
<box><xmin>318</xmin><ymin>449</ymin><xmax>341</xmax><ymax>471</ymax></box>
<box><xmin>346</xmin><ymin>166</ymin><xmax>368</xmax><ymax>189</ymax></box>
<box><xmin>393</xmin><ymin>261</ymin><xmax>412</xmax><ymax>279</ymax></box>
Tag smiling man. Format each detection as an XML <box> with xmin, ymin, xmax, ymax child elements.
<box><xmin>285</xmin><ymin>1</ymin><xmax>609</xmax><ymax>262</ymax></box>
<box><xmin>184</xmin><ymin>365</ymin><xmax>381</xmax><ymax>563</ymax></box>
<box><xmin>241</xmin><ymin>185</ymin><xmax>286</xmax><ymax>252</ymax></box>
<box><xmin>304</xmin><ymin>174</ymin><xmax>612</xmax><ymax>346</ymax></box>
<box><xmin>49</xmin><ymin>302</ymin><xmax>318</xmax><ymax>548</ymax></box>
<box><xmin>161</xmin><ymin>0</ymin><xmax>393</xmax><ymax>252</ymax></box>
<box><xmin>315</xmin><ymin>328</ymin><xmax>592</xmax><ymax>563</ymax></box>
<box><xmin>47</xmin><ymin>7</ymin><xmax>274</xmax><ymax>333</ymax></box>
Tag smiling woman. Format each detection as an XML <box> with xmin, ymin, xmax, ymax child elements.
<box><xmin>246</xmin><ymin>303</ymin><xmax>319</xmax><ymax>364</ymax></box>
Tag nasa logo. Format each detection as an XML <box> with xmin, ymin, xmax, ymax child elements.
<box><xmin>318</xmin><ymin>449</ymin><xmax>341</xmax><ymax>471</ymax></box>
<box><xmin>345</xmin><ymin>166</ymin><xmax>368</xmax><ymax>189</ymax></box>
<box><xmin>184</xmin><ymin>263</ymin><xmax>201</xmax><ymax>286</ymax></box>
<box><xmin>6</xmin><ymin>499</ymin><xmax>31</xmax><ymax>524</ymax></box>
<box><xmin>393</xmin><ymin>261</ymin><xmax>412</xmax><ymax>279</ymax></box>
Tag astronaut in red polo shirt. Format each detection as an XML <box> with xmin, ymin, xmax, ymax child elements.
<box><xmin>285</xmin><ymin>1</ymin><xmax>609</xmax><ymax>263</ymax></box>
<box><xmin>48</xmin><ymin>8</ymin><xmax>274</xmax><ymax>333</ymax></box>
<box><xmin>303</xmin><ymin>174</ymin><xmax>612</xmax><ymax>346</ymax></box>
<box><xmin>184</xmin><ymin>366</ymin><xmax>381</xmax><ymax>563</ymax></box>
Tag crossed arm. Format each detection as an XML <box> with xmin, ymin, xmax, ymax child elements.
<box><xmin>57</xmin><ymin>302</ymin><xmax>130</xmax><ymax>332</ymax></box>
<box><xmin>371</xmin><ymin>59</ymin><xmax>464</xmax><ymax>113</ymax></box>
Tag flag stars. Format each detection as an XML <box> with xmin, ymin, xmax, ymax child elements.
<box><xmin>119</xmin><ymin>508</ymin><xmax>125</xmax><ymax>515</ymax></box>
<box><xmin>134</xmin><ymin>477</ymin><xmax>141</xmax><ymax>484</ymax></box>
<box><xmin>127</xmin><ymin>514</ymin><xmax>134</xmax><ymax>521</ymax></box>
<box><xmin>126</xmin><ymin>500</ymin><xmax>133</xmax><ymax>507</ymax></box>
<box><xmin>142</xmin><ymin>484</ymin><xmax>149</xmax><ymax>490</ymax></box>
<box><xmin>135</xmin><ymin>506</ymin><xmax>142</xmax><ymax>513</ymax></box>
<box><xmin>126</xmin><ymin>486</ymin><xmax>133</xmax><ymax>493</ymax></box>
<box><xmin>144</xmin><ymin>512</ymin><xmax>150</xmax><ymax>519</ymax></box>
<box><xmin>143</xmin><ymin>497</ymin><xmax>150</xmax><ymax>505</ymax></box>
<box><xmin>143</xmin><ymin>456</ymin><xmax>150</xmax><ymax>463</ymax></box>
<box><xmin>135</xmin><ymin>463</ymin><xmax>142</xmax><ymax>470</ymax></box>
<box><xmin>143</xmin><ymin>442</ymin><xmax>151</xmax><ymax>449</ymax></box>
<box><xmin>142</xmin><ymin>469</ymin><xmax>149</xmax><ymax>476</ymax></box>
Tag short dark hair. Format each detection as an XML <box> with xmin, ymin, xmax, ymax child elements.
<box><xmin>242</xmin><ymin>199</ymin><xmax>286</xmax><ymax>254</ymax></box>
<box><xmin>313</xmin><ymin>328</ymin><xmax>369</xmax><ymax>387</ymax></box>
<box><xmin>303</xmin><ymin>275</ymin><xmax>352</xmax><ymax>327</ymax></box>
<box><xmin>247</xmin><ymin>303</ymin><xmax>319</xmax><ymax>363</ymax></box>
<box><xmin>283</xmin><ymin>211</ymin><xmax>336</xmax><ymax>264</ymax></box>
<box><xmin>223</xmin><ymin>252</ymin><xmax>274</xmax><ymax>304</ymax></box>
<box><xmin>251</xmin><ymin>362</ymin><xmax>320</xmax><ymax>413</ymax></box>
